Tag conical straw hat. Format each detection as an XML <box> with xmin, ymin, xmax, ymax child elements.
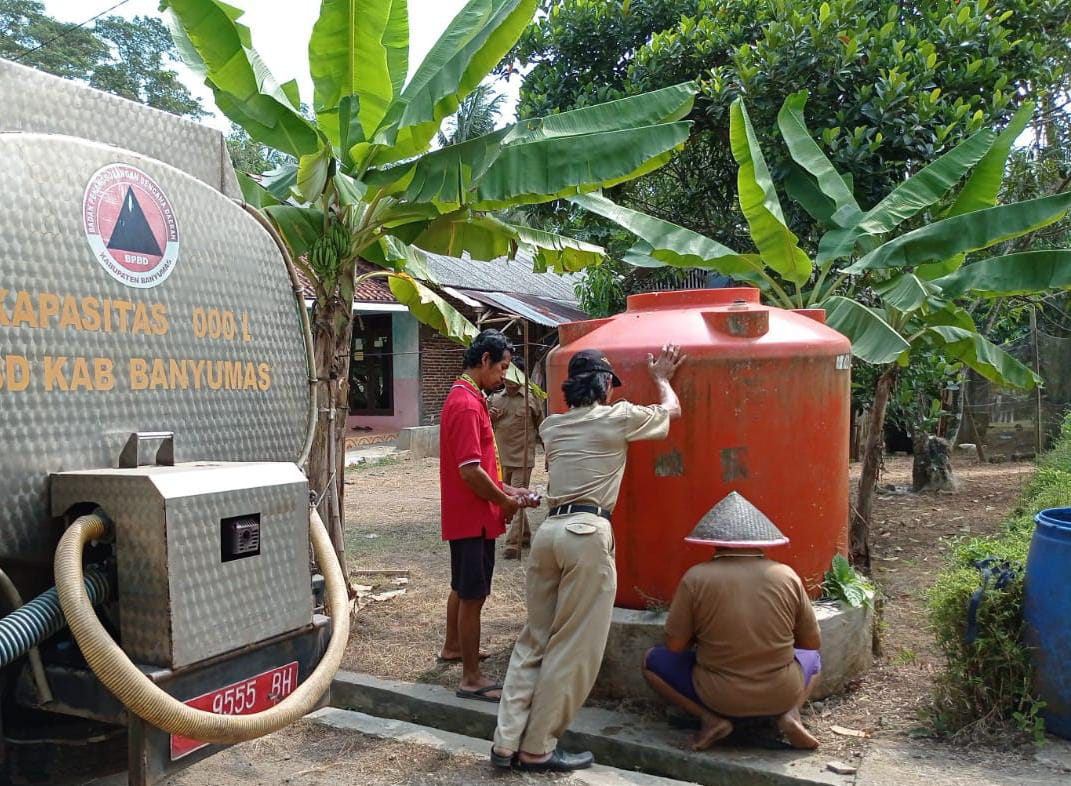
<box><xmin>685</xmin><ymin>491</ymin><xmax>789</xmax><ymax>547</ymax></box>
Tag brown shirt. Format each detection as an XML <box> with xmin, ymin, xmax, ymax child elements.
<box><xmin>541</xmin><ymin>401</ymin><xmax>669</xmax><ymax>510</ymax></box>
<box><xmin>665</xmin><ymin>555</ymin><xmax>821</xmax><ymax>717</ymax></box>
<box><xmin>489</xmin><ymin>389</ymin><xmax>544</xmax><ymax>467</ymax></box>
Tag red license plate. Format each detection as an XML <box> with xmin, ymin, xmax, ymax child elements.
<box><xmin>170</xmin><ymin>661</ymin><xmax>299</xmax><ymax>760</ymax></box>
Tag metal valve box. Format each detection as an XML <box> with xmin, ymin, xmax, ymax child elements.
<box><xmin>51</xmin><ymin>462</ymin><xmax>313</xmax><ymax>669</ymax></box>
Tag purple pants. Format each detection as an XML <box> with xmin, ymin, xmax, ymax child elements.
<box><xmin>644</xmin><ymin>646</ymin><xmax>821</xmax><ymax>717</ymax></box>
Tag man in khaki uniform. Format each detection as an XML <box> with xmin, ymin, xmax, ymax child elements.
<box><xmin>489</xmin><ymin>373</ymin><xmax>544</xmax><ymax>559</ymax></box>
<box><xmin>643</xmin><ymin>492</ymin><xmax>823</xmax><ymax>750</ymax></box>
<box><xmin>491</xmin><ymin>345</ymin><xmax>685</xmax><ymax>772</ymax></box>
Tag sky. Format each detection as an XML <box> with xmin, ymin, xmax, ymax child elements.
<box><xmin>43</xmin><ymin>0</ymin><xmax>522</xmax><ymax>132</ymax></box>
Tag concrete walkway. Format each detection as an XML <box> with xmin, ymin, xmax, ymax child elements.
<box><xmin>331</xmin><ymin>671</ymin><xmax>849</xmax><ymax>786</ymax></box>
<box><xmin>312</xmin><ymin>707</ymin><xmax>700</xmax><ymax>785</ymax></box>
<box><xmin>329</xmin><ymin>671</ymin><xmax>1071</xmax><ymax>786</ymax></box>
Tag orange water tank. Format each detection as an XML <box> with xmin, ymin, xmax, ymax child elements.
<box><xmin>547</xmin><ymin>288</ymin><xmax>851</xmax><ymax>608</ymax></box>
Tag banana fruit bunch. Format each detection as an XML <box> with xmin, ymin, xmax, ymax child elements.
<box><xmin>308</xmin><ymin>222</ymin><xmax>351</xmax><ymax>286</ymax></box>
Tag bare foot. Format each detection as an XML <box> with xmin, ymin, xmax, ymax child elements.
<box><xmin>693</xmin><ymin>712</ymin><xmax>733</xmax><ymax>751</ymax></box>
<box><xmin>776</xmin><ymin>708</ymin><xmax>819</xmax><ymax>749</ymax></box>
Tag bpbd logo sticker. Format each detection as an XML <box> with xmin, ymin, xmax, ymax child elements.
<box><xmin>83</xmin><ymin>164</ymin><xmax>180</xmax><ymax>288</ymax></box>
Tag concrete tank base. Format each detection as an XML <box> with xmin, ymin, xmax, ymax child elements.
<box><xmin>592</xmin><ymin>601</ymin><xmax>875</xmax><ymax>704</ymax></box>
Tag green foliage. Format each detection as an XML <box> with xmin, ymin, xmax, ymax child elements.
<box><xmin>437</xmin><ymin>83</ymin><xmax>507</xmax><ymax>146</ymax></box>
<box><xmin>226</xmin><ymin>125</ymin><xmax>291</xmax><ymax>175</ymax></box>
<box><xmin>163</xmin><ymin>0</ymin><xmax>696</xmax><ymax>342</ymax></box>
<box><xmin>514</xmin><ymin>0</ymin><xmax>1069</xmax><ymax>247</ymax></box>
<box><xmin>925</xmin><ymin>413</ymin><xmax>1071</xmax><ymax>742</ymax></box>
<box><xmin>822</xmin><ymin>554</ymin><xmax>874</xmax><ymax>608</ymax></box>
<box><xmin>0</xmin><ymin>1</ymin><xmax>205</xmax><ymax>118</ymax></box>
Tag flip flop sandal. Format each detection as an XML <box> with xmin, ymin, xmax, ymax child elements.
<box><xmin>455</xmin><ymin>684</ymin><xmax>503</xmax><ymax>703</ymax></box>
<box><xmin>436</xmin><ymin>652</ymin><xmax>490</xmax><ymax>664</ymax></box>
<box><xmin>489</xmin><ymin>745</ymin><xmax>516</xmax><ymax>768</ymax></box>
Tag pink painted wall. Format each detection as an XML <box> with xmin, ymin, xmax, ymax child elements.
<box><xmin>347</xmin><ymin>377</ymin><xmax>419</xmax><ymax>432</ymax></box>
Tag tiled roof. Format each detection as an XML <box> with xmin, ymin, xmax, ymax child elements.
<box><xmin>295</xmin><ymin>264</ymin><xmax>397</xmax><ymax>303</ymax></box>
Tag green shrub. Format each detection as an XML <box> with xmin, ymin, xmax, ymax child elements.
<box><xmin>925</xmin><ymin>412</ymin><xmax>1071</xmax><ymax>744</ymax></box>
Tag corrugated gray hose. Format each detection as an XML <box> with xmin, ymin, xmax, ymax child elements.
<box><xmin>0</xmin><ymin>569</ymin><xmax>111</xmax><ymax>668</ymax></box>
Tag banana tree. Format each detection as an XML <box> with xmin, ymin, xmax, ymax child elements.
<box><xmin>572</xmin><ymin>93</ymin><xmax>1071</xmax><ymax>567</ymax></box>
<box><xmin>161</xmin><ymin>0</ymin><xmax>696</xmax><ymax>573</ymax></box>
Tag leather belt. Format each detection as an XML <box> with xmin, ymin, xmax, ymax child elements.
<box><xmin>549</xmin><ymin>503</ymin><xmax>612</xmax><ymax>522</ymax></box>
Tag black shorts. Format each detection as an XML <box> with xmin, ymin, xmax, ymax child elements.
<box><xmin>449</xmin><ymin>537</ymin><xmax>496</xmax><ymax>600</ymax></box>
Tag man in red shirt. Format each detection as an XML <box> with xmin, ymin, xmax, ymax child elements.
<box><xmin>439</xmin><ymin>329</ymin><xmax>536</xmax><ymax>702</ymax></box>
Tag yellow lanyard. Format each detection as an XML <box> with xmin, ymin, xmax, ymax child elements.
<box><xmin>457</xmin><ymin>374</ymin><xmax>503</xmax><ymax>482</ymax></box>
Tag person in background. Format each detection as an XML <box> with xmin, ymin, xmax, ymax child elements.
<box><xmin>489</xmin><ymin>357</ymin><xmax>544</xmax><ymax>560</ymax></box>
<box><xmin>438</xmin><ymin>329</ymin><xmax>538</xmax><ymax>703</ymax></box>
<box><xmin>491</xmin><ymin>345</ymin><xmax>686</xmax><ymax>772</ymax></box>
<box><xmin>642</xmin><ymin>492</ymin><xmax>823</xmax><ymax>750</ymax></box>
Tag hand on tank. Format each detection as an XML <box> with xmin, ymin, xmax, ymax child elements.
<box><xmin>647</xmin><ymin>344</ymin><xmax>686</xmax><ymax>382</ymax></box>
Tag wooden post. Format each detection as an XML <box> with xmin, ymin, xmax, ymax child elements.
<box><xmin>522</xmin><ymin>319</ymin><xmax>530</xmax><ymax>480</ymax></box>
<box><xmin>1032</xmin><ymin>305</ymin><xmax>1043</xmax><ymax>454</ymax></box>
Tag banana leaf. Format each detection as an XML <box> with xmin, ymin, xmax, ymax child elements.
<box><xmin>777</xmin><ymin>91</ymin><xmax>860</xmax><ymax>226</ymax></box>
<box><xmin>388</xmin><ymin>272</ymin><xmax>479</xmax><ymax>344</ymax></box>
<box><xmin>945</xmin><ymin>103</ymin><xmax>1034</xmax><ymax>218</ymax></box>
<box><xmin>414</xmin><ymin>212</ymin><xmax>604</xmax><ymax>273</ymax></box>
<box><xmin>854</xmin><ymin>130</ymin><xmax>997</xmax><ymax>235</ymax></box>
<box><xmin>783</xmin><ymin>164</ymin><xmax>838</xmax><ymax>226</ymax></box>
<box><xmin>262</xmin><ymin>205</ymin><xmax>325</xmax><ymax>259</ymax></box>
<box><xmin>296</xmin><ymin>145</ymin><xmax>334</xmax><ymax>203</ymax></box>
<box><xmin>471</xmin><ymin>123</ymin><xmax>691</xmax><ymax>210</ymax></box>
<box><xmin>237</xmin><ymin>172</ymin><xmax>280</xmax><ymax>208</ymax></box>
<box><xmin>925</xmin><ymin>326</ymin><xmax>1039</xmax><ymax>389</ymax></box>
<box><xmin>309</xmin><ymin>0</ymin><xmax>409</xmax><ymax>146</ymax></box>
<box><xmin>503</xmin><ymin>82</ymin><xmax>696</xmax><ymax>144</ymax></box>
<box><xmin>376</xmin><ymin>235</ymin><xmax>439</xmax><ymax>283</ymax></box>
<box><xmin>364</xmin><ymin>0</ymin><xmax>536</xmax><ymax>167</ymax></box>
<box><xmin>917</xmin><ymin>104</ymin><xmax>1035</xmax><ymax>280</ymax></box>
<box><xmin>847</xmin><ymin>192</ymin><xmax>1071</xmax><ymax>272</ymax></box>
<box><xmin>935</xmin><ymin>250</ymin><xmax>1071</xmax><ymax>297</ymax></box>
<box><xmin>365</xmin><ymin>84</ymin><xmax>696</xmax><ymax>206</ymax></box>
<box><xmin>161</xmin><ymin>0</ymin><xmax>322</xmax><ymax>158</ymax></box>
<box><xmin>729</xmin><ymin>99</ymin><xmax>812</xmax><ymax>285</ymax></box>
<box><xmin>873</xmin><ymin>273</ymin><xmax>940</xmax><ymax>313</ymax></box>
<box><xmin>823</xmin><ymin>296</ymin><xmax>909</xmax><ymax>364</ymax></box>
<box><xmin>569</xmin><ymin>193</ymin><xmax>765</xmax><ymax>279</ymax></box>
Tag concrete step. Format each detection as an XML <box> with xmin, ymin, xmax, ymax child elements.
<box><xmin>311</xmin><ymin>706</ymin><xmax>700</xmax><ymax>785</ymax></box>
<box><xmin>330</xmin><ymin>671</ymin><xmax>852</xmax><ymax>786</ymax></box>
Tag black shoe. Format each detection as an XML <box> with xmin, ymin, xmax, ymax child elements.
<box><xmin>517</xmin><ymin>748</ymin><xmax>594</xmax><ymax>772</ymax></box>
<box><xmin>489</xmin><ymin>745</ymin><xmax>516</xmax><ymax>769</ymax></box>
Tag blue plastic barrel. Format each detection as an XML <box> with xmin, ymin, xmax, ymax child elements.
<box><xmin>1025</xmin><ymin>508</ymin><xmax>1071</xmax><ymax>739</ymax></box>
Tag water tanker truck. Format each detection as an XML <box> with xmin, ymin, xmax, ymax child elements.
<box><xmin>0</xmin><ymin>58</ymin><xmax>349</xmax><ymax>784</ymax></box>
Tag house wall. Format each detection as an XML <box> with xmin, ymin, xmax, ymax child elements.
<box><xmin>347</xmin><ymin>311</ymin><xmax>420</xmax><ymax>432</ymax></box>
<box><xmin>419</xmin><ymin>325</ymin><xmax>463</xmax><ymax>425</ymax></box>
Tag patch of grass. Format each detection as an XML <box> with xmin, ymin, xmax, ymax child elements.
<box><xmin>924</xmin><ymin>414</ymin><xmax>1071</xmax><ymax>744</ymax></box>
<box><xmin>893</xmin><ymin>648</ymin><xmax>919</xmax><ymax>667</ymax></box>
<box><xmin>347</xmin><ymin>454</ymin><xmax>403</xmax><ymax>472</ymax></box>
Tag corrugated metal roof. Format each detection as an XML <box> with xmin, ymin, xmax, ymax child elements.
<box><xmin>423</xmin><ymin>249</ymin><xmax>582</xmax><ymax>304</ymax></box>
<box><xmin>458</xmin><ymin>289</ymin><xmax>587</xmax><ymax>327</ymax></box>
<box><xmin>295</xmin><ymin>252</ymin><xmax>584</xmax><ymax>311</ymax></box>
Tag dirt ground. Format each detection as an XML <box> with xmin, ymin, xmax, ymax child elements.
<box><xmin>338</xmin><ymin>451</ymin><xmax>1035</xmax><ymax>758</ymax></box>
<box><xmin>162</xmin><ymin>451</ymin><xmax>1035</xmax><ymax>785</ymax></box>
<box><xmin>160</xmin><ymin>720</ymin><xmax>570</xmax><ymax>785</ymax></box>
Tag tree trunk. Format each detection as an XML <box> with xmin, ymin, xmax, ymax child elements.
<box><xmin>851</xmin><ymin>365</ymin><xmax>898</xmax><ymax>568</ymax></box>
<box><xmin>912</xmin><ymin>433</ymin><xmax>957</xmax><ymax>493</ymax></box>
<box><xmin>308</xmin><ymin>297</ymin><xmax>354</xmax><ymax>585</ymax></box>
